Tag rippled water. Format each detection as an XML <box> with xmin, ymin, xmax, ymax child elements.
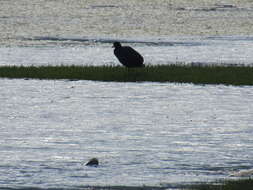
<box><xmin>1</xmin><ymin>36</ymin><xmax>253</xmax><ymax>67</ymax></box>
<box><xmin>1</xmin><ymin>0</ymin><xmax>253</xmax><ymax>67</ymax></box>
<box><xmin>1</xmin><ymin>0</ymin><xmax>253</xmax><ymax>43</ymax></box>
<box><xmin>0</xmin><ymin>79</ymin><xmax>253</xmax><ymax>189</ymax></box>
<box><xmin>1</xmin><ymin>0</ymin><xmax>253</xmax><ymax>189</ymax></box>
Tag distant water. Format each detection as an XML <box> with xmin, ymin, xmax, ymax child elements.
<box><xmin>1</xmin><ymin>1</ymin><xmax>253</xmax><ymax>66</ymax></box>
<box><xmin>1</xmin><ymin>0</ymin><xmax>253</xmax><ymax>66</ymax></box>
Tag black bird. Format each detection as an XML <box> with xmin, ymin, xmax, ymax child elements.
<box><xmin>85</xmin><ymin>158</ymin><xmax>99</xmax><ymax>167</ymax></box>
<box><xmin>113</xmin><ymin>42</ymin><xmax>144</xmax><ymax>68</ymax></box>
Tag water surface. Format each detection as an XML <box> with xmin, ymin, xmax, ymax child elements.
<box><xmin>1</xmin><ymin>79</ymin><xmax>253</xmax><ymax>189</ymax></box>
<box><xmin>1</xmin><ymin>1</ymin><xmax>253</xmax><ymax>189</ymax></box>
<box><xmin>1</xmin><ymin>36</ymin><xmax>253</xmax><ymax>67</ymax></box>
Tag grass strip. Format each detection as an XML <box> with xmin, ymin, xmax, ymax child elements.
<box><xmin>0</xmin><ymin>65</ymin><xmax>252</xmax><ymax>85</ymax></box>
<box><xmin>186</xmin><ymin>178</ymin><xmax>253</xmax><ymax>190</ymax></box>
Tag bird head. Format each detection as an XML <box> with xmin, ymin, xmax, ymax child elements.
<box><xmin>113</xmin><ymin>42</ymin><xmax>121</xmax><ymax>48</ymax></box>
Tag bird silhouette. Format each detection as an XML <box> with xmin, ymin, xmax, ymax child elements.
<box><xmin>113</xmin><ymin>42</ymin><xmax>144</xmax><ymax>68</ymax></box>
<box><xmin>85</xmin><ymin>158</ymin><xmax>99</xmax><ymax>167</ymax></box>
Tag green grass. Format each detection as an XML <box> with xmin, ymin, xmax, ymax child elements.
<box><xmin>0</xmin><ymin>65</ymin><xmax>252</xmax><ymax>85</ymax></box>
<box><xmin>186</xmin><ymin>178</ymin><xmax>253</xmax><ymax>190</ymax></box>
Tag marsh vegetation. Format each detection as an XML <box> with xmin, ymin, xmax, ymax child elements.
<box><xmin>187</xmin><ymin>178</ymin><xmax>253</xmax><ymax>190</ymax></box>
<box><xmin>0</xmin><ymin>65</ymin><xmax>252</xmax><ymax>85</ymax></box>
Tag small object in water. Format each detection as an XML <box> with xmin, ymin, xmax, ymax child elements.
<box><xmin>113</xmin><ymin>42</ymin><xmax>144</xmax><ymax>68</ymax></box>
<box><xmin>86</xmin><ymin>158</ymin><xmax>99</xmax><ymax>167</ymax></box>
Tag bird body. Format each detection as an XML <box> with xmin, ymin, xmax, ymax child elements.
<box><xmin>86</xmin><ymin>158</ymin><xmax>99</xmax><ymax>167</ymax></box>
<box><xmin>113</xmin><ymin>42</ymin><xmax>144</xmax><ymax>68</ymax></box>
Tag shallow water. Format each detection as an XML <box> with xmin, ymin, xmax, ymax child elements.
<box><xmin>0</xmin><ymin>79</ymin><xmax>253</xmax><ymax>189</ymax></box>
<box><xmin>1</xmin><ymin>36</ymin><xmax>253</xmax><ymax>66</ymax></box>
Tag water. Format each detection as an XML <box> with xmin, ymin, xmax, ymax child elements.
<box><xmin>1</xmin><ymin>0</ymin><xmax>253</xmax><ymax>42</ymax></box>
<box><xmin>0</xmin><ymin>79</ymin><xmax>253</xmax><ymax>189</ymax></box>
<box><xmin>1</xmin><ymin>0</ymin><xmax>253</xmax><ymax>67</ymax></box>
<box><xmin>1</xmin><ymin>0</ymin><xmax>253</xmax><ymax>189</ymax></box>
<box><xmin>1</xmin><ymin>36</ymin><xmax>253</xmax><ymax>66</ymax></box>
<box><xmin>1</xmin><ymin>0</ymin><xmax>253</xmax><ymax>66</ymax></box>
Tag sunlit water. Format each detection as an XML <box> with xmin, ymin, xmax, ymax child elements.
<box><xmin>1</xmin><ymin>36</ymin><xmax>253</xmax><ymax>66</ymax></box>
<box><xmin>1</xmin><ymin>1</ymin><xmax>253</xmax><ymax>189</ymax></box>
<box><xmin>0</xmin><ymin>79</ymin><xmax>253</xmax><ymax>189</ymax></box>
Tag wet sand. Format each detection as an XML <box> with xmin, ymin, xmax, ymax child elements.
<box><xmin>1</xmin><ymin>0</ymin><xmax>253</xmax><ymax>46</ymax></box>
